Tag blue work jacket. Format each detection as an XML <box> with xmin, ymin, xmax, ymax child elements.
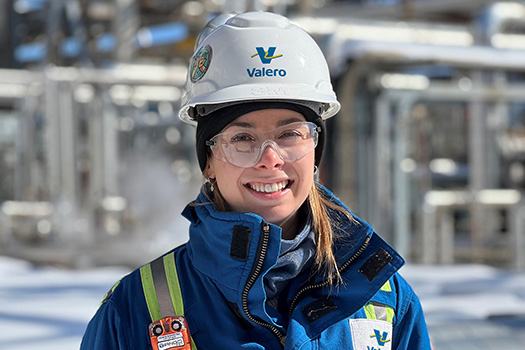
<box><xmin>81</xmin><ymin>185</ymin><xmax>431</xmax><ymax>349</ymax></box>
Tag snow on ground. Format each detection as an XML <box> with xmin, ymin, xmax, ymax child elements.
<box><xmin>400</xmin><ymin>264</ymin><xmax>525</xmax><ymax>349</ymax></box>
<box><xmin>401</xmin><ymin>264</ymin><xmax>525</xmax><ymax>321</ymax></box>
<box><xmin>1</xmin><ymin>256</ymin><xmax>525</xmax><ymax>349</ymax></box>
<box><xmin>0</xmin><ymin>256</ymin><xmax>129</xmax><ymax>350</ymax></box>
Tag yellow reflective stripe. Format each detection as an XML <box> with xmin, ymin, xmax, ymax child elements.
<box><xmin>99</xmin><ymin>280</ymin><xmax>121</xmax><ymax>308</ymax></box>
<box><xmin>161</xmin><ymin>253</ymin><xmax>198</xmax><ymax>350</ymax></box>
<box><xmin>109</xmin><ymin>280</ymin><xmax>121</xmax><ymax>294</ymax></box>
<box><xmin>364</xmin><ymin>303</ymin><xmax>376</xmax><ymax>320</ymax></box>
<box><xmin>386</xmin><ymin>305</ymin><xmax>395</xmax><ymax>323</ymax></box>
<box><xmin>163</xmin><ymin>252</ymin><xmax>184</xmax><ymax>316</ymax></box>
<box><xmin>380</xmin><ymin>280</ymin><xmax>392</xmax><ymax>292</ymax></box>
<box><xmin>140</xmin><ymin>264</ymin><xmax>162</xmax><ymax>322</ymax></box>
<box><xmin>364</xmin><ymin>302</ymin><xmax>394</xmax><ymax>324</ymax></box>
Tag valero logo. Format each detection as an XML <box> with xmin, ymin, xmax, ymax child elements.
<box><xmin>251</xmin><ymin>47</ymin><xmax>283</xmax><ymax>64</ymax></box>
<box><xmin>247</xmin><ymin>47</ymin><xmax>286</xmax><ymax>78</ymax></box>
<box><xmin>370</xmin><ymin>329</ymin><xmax>391</xmax><ymax>346</ymax></box>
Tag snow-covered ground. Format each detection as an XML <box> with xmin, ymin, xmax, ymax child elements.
<box><xmin>402</xmin><ymin>264</ymin><xmax>525</xmax><ymax>349</ymax></box>
<box><xmin>0</xmin><ymin>257</ymin><xmax>129</xmax><ymax>350</ymax></box>
<box><xmin>1</xmin><ymin>255</ymin><xmax>525</xmax><ymax>349</ymax></box>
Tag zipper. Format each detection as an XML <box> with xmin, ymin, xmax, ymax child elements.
<box><xmin>287</xmin><ymin>235</ymin><xmax>371</xmax><ymax>319</ymax></box>
<box><xmin>241</xmin><ymin>222</ymin><xmax>286</xmax><ymax>347</ymax></box>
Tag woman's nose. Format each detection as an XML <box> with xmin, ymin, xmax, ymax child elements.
<box><xmin>254</xmin><ymin>142</ymin><xmax>284</xmax><ymax>170</ymax></box>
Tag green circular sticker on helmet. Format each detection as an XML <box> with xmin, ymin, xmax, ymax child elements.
<box><xmin>190</xmin><ymin>45</ymin><xmax>212</xmax><ymax>82</ymax></box>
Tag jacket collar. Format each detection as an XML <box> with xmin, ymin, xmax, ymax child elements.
<box><xmin>182</xmin><ymin>190</ymin><xmax>281</xmax><ymax>305</ymax></box>
<box><xmin>181</xmin><ymin>185</ymin><xmax>405</xmax><ymax>328</ymax></box>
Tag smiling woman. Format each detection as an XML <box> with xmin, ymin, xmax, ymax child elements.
<box><xmin>204</xmin><ymin>108</ymin><xmax>316</xmax><ymax>239</ymax></box>
<box><xmin>81</xmin><ymin>12</ymin><xmax>432</xmax><ymax>350</ymax></box>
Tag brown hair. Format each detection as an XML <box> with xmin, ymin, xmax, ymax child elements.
<box><xmin>202</xmin><ymin>165</ymin><xmax>355</xmax><ymax>286</ymax></box>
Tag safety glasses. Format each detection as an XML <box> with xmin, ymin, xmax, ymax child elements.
<box><xmin>206</xmin><ymin>121</ymin><xmax>320</xmax><ymax>168</ymax></box>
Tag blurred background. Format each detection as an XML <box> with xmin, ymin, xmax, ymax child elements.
<box><xmin>1</xmin><ymin>0</ymin><xmax>525</xmax><ymax>349</ymax></box>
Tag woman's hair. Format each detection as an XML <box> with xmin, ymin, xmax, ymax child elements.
<box><xmin>202</xmin><ymin>164</ymin><xmax>355</xmax><ymax>286</ymax></box>
<box><xmin>307</xmin><ymin>182</ymin><xmax>350</xmax><ymax>286</ymax></box>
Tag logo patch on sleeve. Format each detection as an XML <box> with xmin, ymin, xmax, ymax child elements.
<box><xmin>349</xmin><ymin>319</ymin><xmax>392</xmax><ymax>350</ymax></box>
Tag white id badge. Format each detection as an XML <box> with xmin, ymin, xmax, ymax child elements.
<box><xmin>349</xmin><ymin>319</ymin><xmax>393</xmax><ymax>350</ymax></box>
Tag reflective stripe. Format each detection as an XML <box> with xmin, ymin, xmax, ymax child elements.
<box><xmin>151</xmin><ymin>256</ymin><xmax>177</xmax><ymax>318</ymax></box>
<box><xmin>163</xmin><ymin>253</ymin><xmax>185</xmax><ymax>316</ymax></box>
<box><xmin>364</xmin><ymin>302</ymin><xmax>394</xmax><ymax>324</ymax></box>
<box><xmin>99</xmin><ymin>280</ymin><xmax>121</xmax><ymax>307</ymax></box>
<box><xmin>373</xmin><ymin>302</ymin><xmax>387</xmax><ymax>321</ymax></box>
<box><xmin>141</xmin><ymin>253</ymin><xmax>198</xmax><ymax>350</ymax></box>
<box><xmin>374</xmin><ymin>280</ymin><xmax>394</xmax><ymax>323</ymax></box>
<box><xmin>386</xmin><ymin>305</ymin><xmax>395</xmax><ymax>323</ymax></box>
<box><xmin>140</xmin><ymin>264</ymin><xmax>162</xmax><ymax>322</ymax></box>
<box><xmin>364</xmin><ymin>303</ymin><xmax>376</xmax><ymax>320</ymax></box>
<box><xmin>380</xmin><ymin>280</ymin><xmax>392</xmax><ymax>292</ymax></box>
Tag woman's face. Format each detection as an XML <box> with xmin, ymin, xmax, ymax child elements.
<box><xmin>207</xmin><ymin>109</ymin><xmax>315</xmax><ymax>232</ymax></box>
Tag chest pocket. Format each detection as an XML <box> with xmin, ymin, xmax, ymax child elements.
<box><xmin>348</xmin><ymin>318</ymin><xmax>393</xmax><ymax>350</ymax></box>
<box><xmin>305</xmin><ymin>281</ymin><xmax>397</xmax><ymax>350</ymax></box>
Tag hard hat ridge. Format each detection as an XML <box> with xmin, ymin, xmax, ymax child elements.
<box><xmin>225</xmin><ymin>11</ymin><xmax>291</xmax><ymax>29</ymax></box>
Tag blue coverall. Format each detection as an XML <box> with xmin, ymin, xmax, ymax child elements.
<box><xmin>81</xmin><ymin>185</ymin><xmax>431</xmax><ymax>349</ymax></box>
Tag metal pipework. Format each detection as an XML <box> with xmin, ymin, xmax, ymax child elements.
<box><xmin>301</xmin><ymin>12</ymin><xmax>525</xmax><ymax>262</ymax></box>
<box><xmin>421</xmin><ymin>189</ymin><xmax>524</xmax><ymax>268</ymax></box>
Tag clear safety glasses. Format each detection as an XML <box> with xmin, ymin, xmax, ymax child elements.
<box><xmin>206</xmin><ymin>121</ymin><xmax>320</xmax><ymax>168</ymax></box>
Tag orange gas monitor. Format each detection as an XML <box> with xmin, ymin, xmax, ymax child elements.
<box><xmin>149</xmin><ymin>316</ymin><xmax>192</xmax><ymax>350</ymax></box>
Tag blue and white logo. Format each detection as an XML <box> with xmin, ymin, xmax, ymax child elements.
<box><xmin>349</xmin><ymin>319</ymin><xmax>392</xmax><ymax>350</ymax></box>
<box><xmin>247</xmin><ymin>46</ymin><xmax>286</xmax><ymax>78</ymax></box>
<box><xmin>370</xmin><ymin>329</ymin><xmax>391</xmax><ymax>346</ymax></box>
<box><xmin>251</xmin><ymin>47</ymin><xmax>283</xmax><ymax>64</ymax></box>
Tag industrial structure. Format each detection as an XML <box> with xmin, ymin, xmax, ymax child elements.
<box><xmin>0</xmin><ymin>0</ymin><xmax>524</xmax><ymax>269</ymax></box>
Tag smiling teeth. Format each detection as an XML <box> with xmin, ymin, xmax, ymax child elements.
<box><xmin>250</xmin><ymin>181</ymin><xmax>288</xmax><ymax>193</ymax></box>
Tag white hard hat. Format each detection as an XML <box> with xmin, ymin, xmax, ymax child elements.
<box><xmin>178</xmin><ymin>11</ymin><xmax>340</xmax><ymax>125</ymax></box>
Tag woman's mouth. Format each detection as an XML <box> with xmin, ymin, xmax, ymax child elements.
<box><xmin>247</xmin><ymin>180</ymin><xmax>290</xmax><ymax>193</ymax></box>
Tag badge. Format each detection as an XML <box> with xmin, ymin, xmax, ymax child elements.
<box><xmin>190</xmin><ymin>45</ymin><xmax>212</xmax><ymax>82</ymax></box>
<box><xmin>149</xmin><ymin>316</ymin><xmax>192</xmax><ymax>350</ymax></box>
<box><xmin>349</xmin><ymin>319</ymin><xmax>392</xmax><ymax>350</ymax></box>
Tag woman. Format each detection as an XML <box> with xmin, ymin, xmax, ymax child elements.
<box><xmin>81</xmin><ymin>12</ymin><xmax>431</xmax><ymax>350</ymax></box>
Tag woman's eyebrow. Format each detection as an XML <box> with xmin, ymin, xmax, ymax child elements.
<box><xmin>226</xmin><ymin>121</ymin><xmax>255</xmax><ymax>129</ymax></box>
<box><xmin>227</xmin><ymin>117</ymin><xmax>304</xmax><ymax>130</ymax></box>
<box><xmin>276</xmin><ymin>117</ymin><xmax>304</xmax><ymax>126</ymax></box>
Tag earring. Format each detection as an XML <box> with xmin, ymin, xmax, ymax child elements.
<box><xmin>314</xmin><ymin>165</ymin><xmax>318</xmax><ymax>174</ymax></box>
<box><xmin>208</xmin><ymin>178</ymin><xmax>215</xmax><ymax>192</ymax></box>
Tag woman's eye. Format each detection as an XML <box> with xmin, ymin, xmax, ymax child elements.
<box><xmin>279</xmin><ymin>129</ymin><xmax>303</xmax><ymax>139</ymax></box>
<box><xmin>230</xmin><ymin>133</ymin><xmax>255</xmax><ymax>143</ymax></box>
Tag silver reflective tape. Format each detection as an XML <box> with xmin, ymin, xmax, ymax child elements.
<box><xmin>151</xmin><ymin>257</ymin><xmax>176</xmax><ymax>317</ymax></box>
<box><xmin>372</xmin><ymin>302</ymin><xmax>387</xmax><ymax>322</ymax></box>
